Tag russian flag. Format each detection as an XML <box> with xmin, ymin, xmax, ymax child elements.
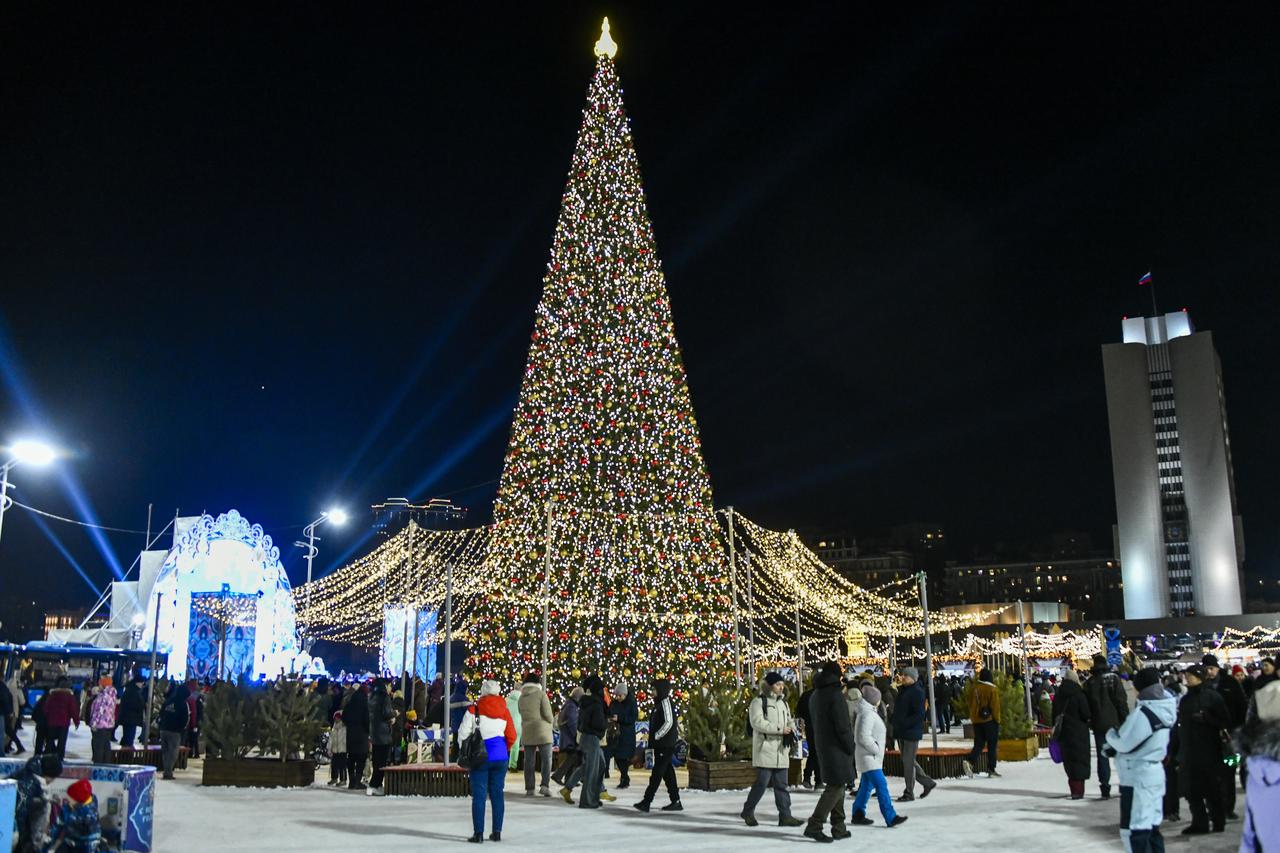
<box><xmin>1138</xmin><ymin>271</ymin><xmax>1153</xmax><ymax>286</ymax></box>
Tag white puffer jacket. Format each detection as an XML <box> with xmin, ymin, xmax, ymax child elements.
<box><xmin>853</xmin><ymin>697</ymin><xmax>886</xmax><ymax>773</ymax></box>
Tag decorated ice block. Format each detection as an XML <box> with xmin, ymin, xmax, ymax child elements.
<box><xmin>0</xmin><ymin>758</ymin><xmax>155</xmax><ymax>852</ymax></box>
<box><xmin>0</xmin><ymin>778</ymin><xmax>14</xmax><ymax>852</ymax></box>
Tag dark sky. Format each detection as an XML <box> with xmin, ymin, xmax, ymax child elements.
<box><xmin>2</xmin><ymin>4</ymin><xmax>1278</xmax><ymax>610</ymax></box>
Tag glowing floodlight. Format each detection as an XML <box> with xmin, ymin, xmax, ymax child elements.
<box><xmin>326</xmin><ymin>508</ymin><xmax>348</xmax><ymax>526</ymax></box>
<box><xmin>10</xmin><ymin>439</ymin><xmax>57</xmax><ymax>466</ymax></box>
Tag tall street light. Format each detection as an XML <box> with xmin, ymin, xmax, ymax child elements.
<box><xmin>295</xmin><ymin>508</ymin><xmax>347</xmax><ymax>645</ymax></box>
<box><xmin>0</xmin><ymin>439</ymin><xmax>59</xmax><ymax>548</ymax></box>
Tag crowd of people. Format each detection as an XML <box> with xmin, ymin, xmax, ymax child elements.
<box><xmin>7</xmin><ymin>653</ymin><xmax>1280</xmax><ymax>849</ymax></box>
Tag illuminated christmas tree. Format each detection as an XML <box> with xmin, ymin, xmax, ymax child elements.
<box><xmin>466</xmin><ymin>19</ymin><xmax>736</xmax><ymax>693</ymax></box>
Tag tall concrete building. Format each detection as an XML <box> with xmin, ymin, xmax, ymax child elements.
<box><xmin>1102</xmin><ymin>310</ymin><xmax>1244</xmax><ymax>617</ymax></box>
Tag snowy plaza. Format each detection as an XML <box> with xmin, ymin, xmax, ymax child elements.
<box><xmin>113</xmin><ymin>724</ymin><xmax>1239</xmax><ymax>852</ymax></box>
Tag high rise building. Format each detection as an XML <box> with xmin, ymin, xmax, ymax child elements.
<box><xmin>1101</xmin><ymin>310</ymin><xmax>1244</xmax><ymax>617</ymax></box>
<box><xmin>370</xmin><ymin>497</ymin><xmax>468</xmax><ymax>537</ymax></box>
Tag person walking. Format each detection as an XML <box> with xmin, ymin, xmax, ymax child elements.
<box><xmin>1104</xmin><ymin>667</ymin><xmax>1175</xmax><ymax>853</ymax></box>
<box><xmin>1177</xmin><ymin>665</ymin><xmax>1230</xmax><ymax>835</ymax></box>
<box><xmin>796</xmin><ymin>678</ymin><xmax>821</xmax><ymax>788</ymax></box>
<box><xmin>118</xmin><ymin>675</ymin><xmax>145</xmax><ymax>749</ymax></box>
<box><xmin>1052</xmin><ymin>669</ymin><xmax>1093</xmax><ymax>799</ymax></box>
<box><xmin>88</xmin><ymin>677</ymin><xmax>119</xmax><ymax>764</ymax></box>
<box><xmin>343</xmin><ymin>682</ymin><xmax>371</xmax><ymax>790</ymax></box>
<box><xmin>564</xmin><ymin>674</ymin><xmax>614</xmax><ymax>808</ymax></box>
<box><xmin>892</xmin><ymin>667</ymin><xmax>936</xmax><ymax>801</ymax></box>
<box><xmin>41</xmin><ymin>677</ymin><xmax>80</xmax><ymax>760</ymax></box>
<box><xmin>1238</xmin><ymin>679</ymin><xmax>1280</xmax><ymax>849</ymax></box>
<box><xmin>156</xmin><ymin>680</ymin><xmax>190</xmax><ymax>780</ymax></box>
<box><xmin>550</xmin><ymin>686</ymin><xmax>582</xmax><ymax>788</ymax></box>
<box><xmin>741</xmin><ymin>672</ymin><xmax>804</xmax><ymax>828</ymax></box>
<box><xmin>634</xmin><ymin>677</ymin><xmax>682</xmax><ymax>813</ymax></box>
<box><xmin>457</xmin><ymin>679</ymin><xmax>517</xmax><ymax>844</ymax></box>
<box><xmin>804</xmin><ymin>661</ymin><xmax>855</xmax><ymax>843</ymax></box>
<box><xmin>849</xmin><ymin>684</ymin><xmax>908</xmax><ymax>829</ymax></box>
<box><xmin>517</xmin><ymin>673</ymin><xmax>555</xmax><ymax>797</ymax></box>
<box><xmin>962</xmin><ymin>668</ymin><xmax>1001</xmax><ymax>778</ymax></box>
<box><xmin>367</xmin><ymin>679</ymin><xmax>396</xmax><ymax>796</ymax></box>
<box><xmin>327</xmin><ymin>710</ymin><xmax>348</xmax><ymax>786</ymax></box>
<box><xmin>1083</xmin><ymin>654</ymin><xmax>1129</xmax><ymax>800</ymax></box>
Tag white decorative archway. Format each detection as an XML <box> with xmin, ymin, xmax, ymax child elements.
<box><xmin>141</xmin><ymin>509</ymin><xmax>300</xmax><ymax>680</ymax></box>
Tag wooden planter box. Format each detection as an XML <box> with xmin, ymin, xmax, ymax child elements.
<box><xmin>885</xmin><ymin>747</ymin><xmax>986</xmax><ymax>779</ymax></box>
<box><xmin>201</xmin><ymin>756</ymin><xmax>317</xmax><ymax>788</ymax></box>
<box><xmin>997</xmin><ymin>736</ymin><xmax>1039</xmax><ymax>762</ymax></box>
<box><xmin>382</xmin><ymin>763</ymin><xmax>470</xmax><ymax>797</ymax></box>
<box><xmin>686</xmin><ymin>758</ymin><xmax>755</xmax><ymax>791</ymax></box>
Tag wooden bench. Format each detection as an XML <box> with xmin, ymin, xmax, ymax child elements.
<box><xmin>883</xmin><ymin>746</ymin><xmax>989</xmax><ymax>779</ymax></box>
<box><xmin>381</xmin><ymin>763</ymin><xmax>471</xmax><ymax>797</ymax></box>
<box><xmin>110</xmin><ymin>746</ymin><xmax>188</xmax><ymax>771</ymax></box>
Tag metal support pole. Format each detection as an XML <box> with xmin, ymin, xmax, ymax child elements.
<box><xmin>411</xmin><ymin>606</ymin><xmax>422</xmax><ymax>680</ymax></box>
<box><xmin>1016</xmin><ymin>600</ymin><xmax>1033</xmax><ymax>720</ymax></box>
<box><xmin>142</xmin><ymin>590</ymin><xmax>162</xmax><ymax>745</ymax></box>
<box><xmin>919</xmin><ymin>572</ymin><xmax>939</xmax><ymax>751</ymax></box>
<box><xmin>745</xmin><ymin>553</ymin><xmax>755</xmax><ymax>683</ymax></box>
<box><xmin>442</xmin><ymin>560</ymin><xmax>454</xmax><ymax>766</ymax></box>
<box><xmin>889</xmin><ymin>635</ymin><xmax>897</xmax><ymax>675</ymax></box>
<box><xmin>218</xmin><ymin>583</ymin><xmax>229</xmax><ymax>680</ymax></box>
<box><xmin>400</xmin><ymin>606</ymin><xmax>412</xmax><ymax>700</ymax></box>
<box><xmin>726</xmin><ymin>507</ymin><xmax>743</xmax><ymax>685</ymax></box>
<box><xmin>0</xmin><ymin>466</ymin><xmax>10</xmax><ymax>548</ymax></box>
<box><xmin>541</xmin><ymin>503</ymin><xmax>553</xmax><ymax>687</ymax></box>
<box><xmin>789</xmin><ymin>530</ymin><xmax>803</xmax><ymax>680</ymax></box>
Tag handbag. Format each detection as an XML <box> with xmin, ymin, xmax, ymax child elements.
<box><xmin>456</xmin><ymin>711</ymin><xmax>486</xmax><ymax>769</ymax></box>
<box><xmin>1048</xmin><ymin>716</ymin><xmax>1065</xmax><ymax>764</ymax></box>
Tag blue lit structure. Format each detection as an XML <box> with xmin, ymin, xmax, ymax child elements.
<box><xmin>140</xmin><ymin>510</ymin><xmax>300</xmax><ymax>680</ymax></box>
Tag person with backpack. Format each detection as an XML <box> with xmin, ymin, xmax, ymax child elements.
<box><xmin>1104</xmin><ymin>667</ymin><xmax>1176</xmax><ymax>853</ymax></box>
<box><xmin>962</xmin><ymin>668</ymin><xmax>1001</xmax><ymax>778</ymax></box>
<box><xmin>1083</xmin><ymin>654</ymin><xmax>1129</xmax><ymax>799</ymax></box>
<box><xmin>740</xmin><ymin>672</ymin><xmax>804</xmax><ymax>828</ymax></box>
<box><xmin>633</xmin><ymin>677</ymin><xmax>682</xmax><ymax>813</ymax></box>
<box><xmin>456</xmin><ymin>679</ymin><xmax>517</xmax><ymax>844</ymax></box>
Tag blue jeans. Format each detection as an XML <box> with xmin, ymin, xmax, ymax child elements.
<box><xmin>1094</xmin><ymin>730</ymin><xmax>1112</xmax><ymax>791</ymax></box>
<box><xmin>851</xmin><ymin>769</ymin><xmax>897</xmax><ymax>824</ymax></box>
<box><xmin>469</xmin><ymin>759</ymin><xmax>506</xmax><ymax>835</ymax></box>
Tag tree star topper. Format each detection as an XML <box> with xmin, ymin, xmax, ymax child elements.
<box><xmin>594</xmin><ymin>17</ymin><xmax>618</xmax><ymax>59</ymax></box>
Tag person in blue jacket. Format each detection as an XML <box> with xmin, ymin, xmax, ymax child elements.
<box><xmin>1104</xmin><ymin>667</ymin><xmax>1176</xmax><ymax>853</ymax></box>
<box><xmin>890</xmin><ymin>668</ymin><xmax>936</xmax><ymax>801</ymax></box>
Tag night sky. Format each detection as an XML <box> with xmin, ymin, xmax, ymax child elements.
<box><xmin>2</xmin><ymin>4</ymin><xmax>1278</xmax><ymax>612</ymax></box>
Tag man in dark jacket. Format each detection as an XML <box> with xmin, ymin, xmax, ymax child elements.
<box><xmin>119</xmin><ymin>676</ymin><xmax>146</xmax><ymax>748</ymax></box>
<box><xmin>796</xmin><ymin>682</ymin><xmax>821</xmax><ymax>788</ymax></box>
<box><xmin>551</xmin><ymin>686</ymin><xmax>582</xmax><ymax>787</ymax></box>
<box><xmin>805</xmin><ymin>661</ymin><xmax>855</xmax><ymax>843</ymax></box>
<box><xmin>1178</xmin><ymin>666</ymin><xmax>1231</xmax><ymax>834</ymax></box>
<box><xmin>343</xmin><ymin>684</ymin><xmax>371</xmax><ymax>790</ymax></box>
<box><xmin>1083</xmin><ymin>654</ymin><xmax>1129</xmax><ymax>799</ymax></box>
<box><xmin>367</xmin><ymin>680</ymin><xmax>395</xmax><ymax>796</ymax></box>
<box><xmin>633</xmin><ymin>678</ymin><xmax>681</xmax><ymax>813</ymax></box>
<box><xmin>604</xmin><ymin>679</ymin><xmax>638</xmax><ymax>788</ymax></box>
<box><xmin>41</xmin><ymin>677</ymin><xmax>80</xmax><ymax>760</ymax></box>
<box><xmin>933</xmin><ymin>676</ymin><xmax>953</xmax><ymax>734</ymax></box>
<box><xmin>1201</xmin><ymin>654</ymin><xmax>1245</xmax><ymax>819</ymax></box>
<box><xmin>892</xmin><ymin>668</ymin><xmax>936</xmax><ymax>801</ymax></box>
<box><xmin>156</xmin><ymin>680</ymin><xmax>190</xmax><ymax>779</ymax></box>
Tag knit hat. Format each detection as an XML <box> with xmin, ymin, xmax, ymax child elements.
<box><xmin>764</xmin><ymin>672</ymin><xmax>784</xmax><ymax>687</ymax></box>
<box><xmin>1232</xmin><ymin>665</ymin><xmax>1245</xmax><ymax>676</ymax></box>
<box><xmin>1133</xmin><ymin>668</ymin><xmax>1160</xmax><ymax>691</ymax></box>
<box><xmin>1063</xmin><ymin>668</ymin><xmax>1081</xmax><ymax>685</ymax></box>
<box><xmin>860</xmin><ymin>685</ymin><xmax>881</xmax><ymax>706</ymax></box>
<box><xmin>568</xmin><ymin>686</ymin><xmax>584</xmax><ymax>701</ymax></box>
<box><xmin>820</xmin><ymin>660</ymin><xmax>842</xmax><ymax>678</ymax></box>
<box><xmin>1092</xmin><ymin>654</ymin><xmax>1108</xmax><ymax>670</ymax></box>
<box><xmin>99</xmin><ymin>676</ymin><xmax>113</xmax><ymax>688</ymax></box>
<box><xmin>39</xmin><ymin>754</ymin><xmax>63</xmax><ymax>779</ymax></box>
<box><xmin>1201</xmin><ymin>654</ymin><xmax>1220</xmax><ymax>668</ymax></box>
<box><xmin>406</xmin><ymin>710</ymin><xmax>417</xmax><ymax>721</ymax></box>
<box><xmin>67</xmin><ymin>779</ymin><xmax>92</xmax><ymax>805</ymax></box>
<box><xmin>612</xmin><ymin>679</ymin><xmax>629</xmax><ymax>698</ymax></box>
<box><xmin>1256</xmin><ymin>682</ymin><xmax>1280</xmax><ymax>723</ymax></box>
<box><xmin>479</xmin><ymin>680</ymin><xmax>501</xmax><ymax>697</ymax></box>
<box><xmin>901</xmin><ymin>667</ymin><xmax>919</xmax><ymax>682</ymax></box>
<box><xmin>1186</xmin><ymin>665</ymin><xmax>1208</xmax><ymax>681</ymax></box>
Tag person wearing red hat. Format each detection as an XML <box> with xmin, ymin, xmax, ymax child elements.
<box><xmin>48</xmin><ymin>778</ymin><xmax>102</xmax><ymax>853</ymax></box>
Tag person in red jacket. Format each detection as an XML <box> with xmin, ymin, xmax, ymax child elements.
<box><xmin>41</xmin><ymin>677</ymin><xmax>81</xmax><ymax>759</ymax></box>
<box><xmin>457</xmin><ymin>680</ymin><xmax>517</xmax><ymax>843</ymax></box>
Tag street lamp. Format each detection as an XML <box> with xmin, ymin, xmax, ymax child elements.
<box><xmin>0</xmin><ymin>439</ymin><xmax>59</xmax><ymax>548</ymax></box>
<box><xmin>295</xmin><ymin>508</ymin><xmax>347</xmax><ymax>643</ymax></box>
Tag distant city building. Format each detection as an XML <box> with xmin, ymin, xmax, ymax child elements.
<box><xmin>944</xmin><ymin>557</ymin><xmax>1124</xmax><ymax>621</ymax></box>
<box><xmin>940</xmin><ymin>601</ymin><xmax>1070</xmax><ymax>627</ymax></box>
<box><xmin>807</xmin><ymin>534</ymin><xmax>916</xmax><ymax>589</ymax></box>
<box><xmin>1102</xmin><ymin>310</ymin><xmax>1244</xmax><ymax>617</ymax></box>
<box><xmin>43</xmin><ymin>608</ymin><xmax>104</xmax><ymax>639</ymax></box>
<box><xmin>371</xmin><ymin>497</ymin><xmax>469</xmax><ymax>537</ymax></box>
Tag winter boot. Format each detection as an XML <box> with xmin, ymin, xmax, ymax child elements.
<box><xmin>600</xmin><ymin>790</ymin><xmax>617</xmax><ymax>802</ymax></box>
<box><xmin>559</xmin><ymin>787</ymin><xmax>573</xmax><ymax>804</ymax></box>
<box><xmin>539</xmin><ymin>786</ymin><xmax>551</xmax><ymax>798</ymax></box>
<box><xmin>1100</xmin><ymin>785</ymin><xmax>1111</xmax><ymax>800</ymax></box>
<box><xmin>661</xmin><ymin>801</ymin><xmax>683</xmax><ymax>811</ymax></box>
<box><xmin>467</xmin><ymin>833</ymin><xmax>484</xmax><ymax>844</ymax></box>
<box><xmin>741</xmin><ymin>812</ymin><xmax>759</xmax><ymax>827</ymax></box>
<box><xmin>920</xmin><ymin>780</ymin><xmax>937</xmax><ymax>799</ymax></box>
<box><xmin>633</xmin><ymin>801</ymin><xmax>651</xmax><ymax>813</ymax></box>
<box><xmin>803</xmin><ymin>826</ymin><xmax>834</xmax><ymax>843</ymax></box>
<box><xmin>488</xmin><ymin>832</ymin><xmax>501</xmax><ymax>842</ymax></box>
<box><xmin>960</xmin><ymin>760</ymin><xmax>975</xmax><ymax>779</ymax></box>
<box><xmin>889</xmin><ymin>816</ymin><xmax>908</xmax><ymax>828</ymax></box>
<box><xmin>779</xmin><ymin>816</ymin><xmax>804</xmax><ymax>827</ymax></box>
<box><xmin>850</xmin><ymin>811</ymin><xmax>873</xmax><ymax>827</ymax></box>
<box><xmin>831</xmin><ymin>826</ymin><xmax>852</xmax><ymax>840</ymax></box>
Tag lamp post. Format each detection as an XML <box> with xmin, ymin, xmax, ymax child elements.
<box><xmin>0</xmin><ymin>440</ymin><xmax>59</xmax><ymax>549</ymax></box>
<box><xmin>294</xmin><ymin>507</ymin><xmax>347</xmax><ymax>644</ymax></box>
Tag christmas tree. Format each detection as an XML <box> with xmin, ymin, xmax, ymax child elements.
<box><xmin>465</xmin><ymin>19</ymin><xmax>736</xmax><ymax>694</ymax></box>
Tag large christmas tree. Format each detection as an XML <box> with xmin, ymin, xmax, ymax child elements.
<box><xmin>466</xmin><ymin>20</ymin><xmax>736</xmax><ymax>692</ymax></box>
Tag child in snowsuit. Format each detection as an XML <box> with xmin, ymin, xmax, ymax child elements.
<box><xmin>48</xmin><ymin>778</ymin><xmax>103</xmax><ymax>853</ymax></box>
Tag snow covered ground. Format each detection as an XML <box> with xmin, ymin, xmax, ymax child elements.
<box><xmin>58</xmin><ymin>728</ymin><xmax>1243</xmax><ymax>851</ymax></box>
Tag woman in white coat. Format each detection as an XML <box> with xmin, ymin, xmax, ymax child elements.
<box><xmin>848</xmin><ymin>685</ymin><xmax>908</xmax><ymax>828</ymax></box>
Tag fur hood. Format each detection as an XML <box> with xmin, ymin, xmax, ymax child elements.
<box><xmin>1237</xmin><ymin>719</ymin><xmax>1280</xmax><ymax>761</ymax></box>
